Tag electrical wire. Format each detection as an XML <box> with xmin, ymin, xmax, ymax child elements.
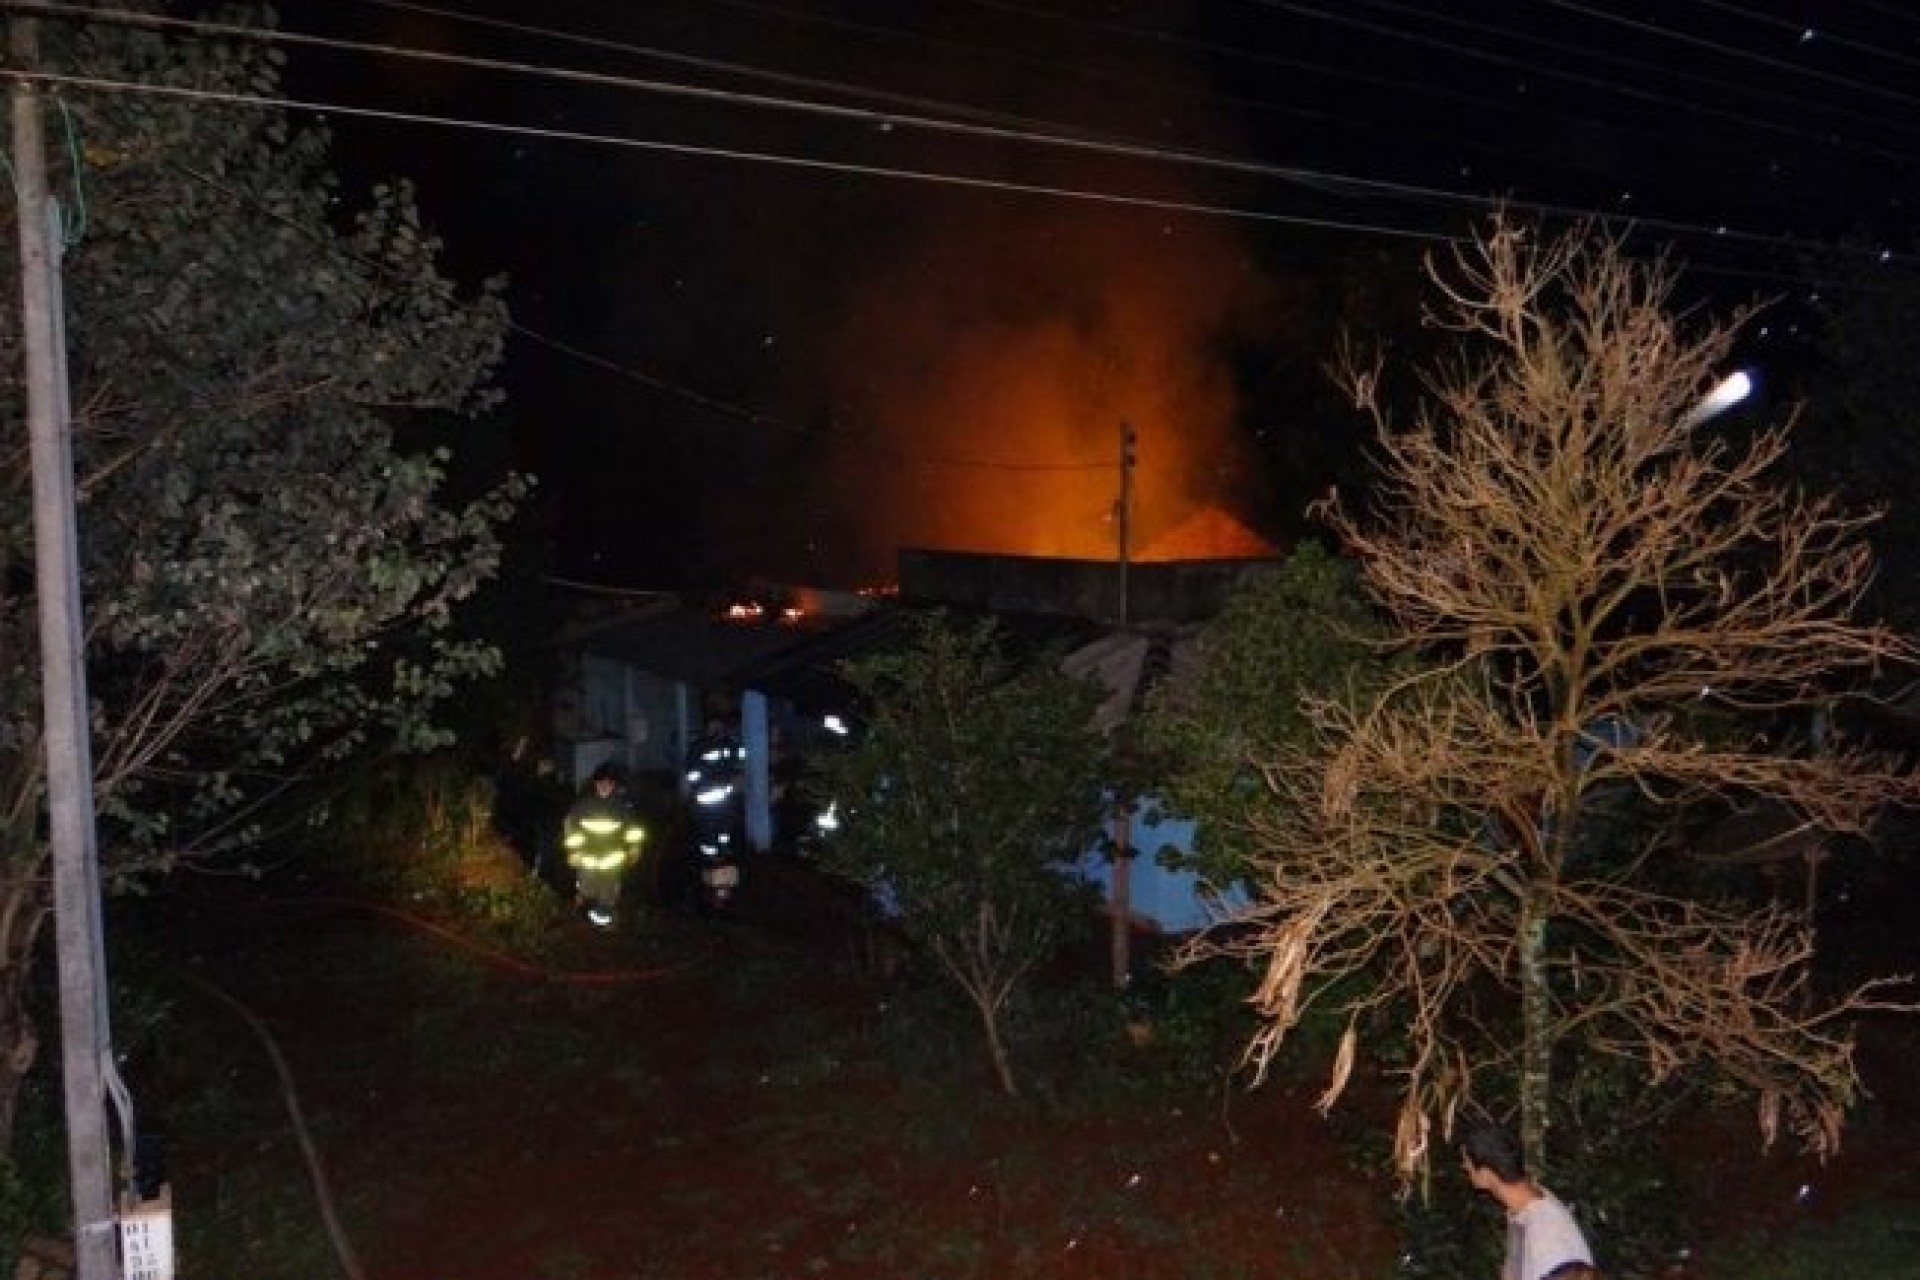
<box><xmin>11</xmin><ymin>67</ymin><xmax>1460</xmax><ymax>242</ymax></box>
<box><xmin>15</xmin><ymin>2</ymin><xmax>1543</xmax><ymax>218</ymax></box>
<box><xmin>1538</xmin><ymin>0</ymin><xmax>1920</xmax><ymax>108</ymax></box>
<box><xmin>354</xmin><ymin>0</ymin><xmax>1607</xmax><ymax>201</ymax></box>
<box><xmin>16</xmin><ymin>3</ymin><xmax>1910</xmax><ymax>414</ymax></box>
<box><xmin>127</xmin><ymin>135</ymin><xmax>1130</xmax><ymax>474</ymax></box>
<box><xmin>1324</xmin><ymin>0</ymin><xmax>1920</xmax><ymax>142</ymax></box>
<box><xmin>504</xmin><ymin>325</ymin><xmax>1118</xmax><ymax>471</ymax></box>
<box><xmin>347</xmin><ymin>0</ymin><xmax>1102</xmax><ymax>134</ymax></box>
<box><xmin>1244</xmin><ymin>0</ymin><xmax>1920</xmax><ymax>163</ymax></box>
<box><xmin>1837</xmin><ymin>0</ymin><xmax>1920</xmax><ymax>25</ymax></box>
<box><xmin>16</xmin><ymin>0</ymin><xmax>1915</xmax><ymax>373</ymax></box>
<box><xmin>1693</xmin><ymin>0</ymin><xmax>1920</xmax><ymax>75</ymax></box>
<box><xmin>17</xmin><ymin>0</ymin><xmax>1912</xmax><ymax>272</ymax></box>
<box><xmin>982</xmin><ymin>0</ymin><xmax>1920</xmax><ymax>174</ymax></box>
<box><xmin>662</xmin><ymin>0</ymin><xmax>1592</xmax><ymax>162</ymax></box>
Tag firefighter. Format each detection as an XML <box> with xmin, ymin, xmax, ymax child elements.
<box><xmin>562</xmin><ymin>763</ymin><xmax>646</xmax><ymax>928</ymax></box>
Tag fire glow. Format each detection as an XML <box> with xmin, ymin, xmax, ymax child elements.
<box><xmin>810</xmin><ymin>200</ymin><xmax>1282</xmax><ymax>575</ymax></box>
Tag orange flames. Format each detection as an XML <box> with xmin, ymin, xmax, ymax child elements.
<box><xmin>808</xmin><ymin>194</ymin><xmax>1282</xmax><ymax>577</ymax></box>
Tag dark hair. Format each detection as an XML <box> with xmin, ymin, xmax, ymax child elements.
<box><xmin>1543</xmin><ymin>1263</ymin><xmax>1602</xmax><ymax>1280</ymax></box>
<box><xmin>1459</xmin><ymin>1121</ymin><xmax>1526</xmax><ymax>1183</ymax></box>
<box><xmin>590</xmin><ymin>763</ymin><xmax>620</xmax><ymax>785</ymax></box>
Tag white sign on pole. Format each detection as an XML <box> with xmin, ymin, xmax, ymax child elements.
<box><xmin>119</xmin><ymin>1186</ymin><xmax>175</xmax><ymax>1280</ymax></box>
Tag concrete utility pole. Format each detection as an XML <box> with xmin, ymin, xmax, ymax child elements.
<box><xmin>9</xmin><ymin>17</ymin><xmax>124</xmax><ymax>1280</ymax></box>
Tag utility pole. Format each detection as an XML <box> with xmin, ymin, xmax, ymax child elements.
<box><xmin>1114</xmin><ymin>422</ymin><xmax>1135</xmax><ymax>626</ymax></box>
<box><xmin>1108</xmin><ymin>797</ymin><xmax>1132</xmax><ymax>990</ymax></box>
<box><xmin>9</xmin><ymin>18</ymin><xmax>124</xmax><ymax>1280</ymax></box>
<box><xmin>1108</xmin><ymin>421</ymin><xmax>1137</xmax><ymax>986</ymax></box>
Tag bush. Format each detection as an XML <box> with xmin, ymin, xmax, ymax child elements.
<box><xmin>1114</xmin><ymin>956</ymin><xmax>1261</xmax><ymax>1088</ymax></box>
<box><xmin>0</xmin><ymin>1074</ymin><xmax>66</xmax><ymax>1275</ymax></box>
<box><xmin>1549</xmin><ymin>1054</ymin><xmax>1694</xmax><ymax>1277</ymax></box>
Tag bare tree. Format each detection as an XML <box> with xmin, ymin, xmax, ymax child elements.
<box><xmin>1181</xmin><ymin>214</ymin><xmax>1919</xmax><ymax>1187</ymax></box>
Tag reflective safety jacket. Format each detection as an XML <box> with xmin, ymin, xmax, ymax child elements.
<box><xmin>563</xmin><ymin>792</ymin><xmax>646</xmax><ymax>871</ymax></box>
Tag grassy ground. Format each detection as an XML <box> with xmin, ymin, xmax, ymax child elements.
<box><xmin>96</xmin><ymin>840</ymin><xmax>1399</xmax><ymax>1280</ymax></box>
<box><xmin>22</xmin><ymin>828</ymin><xmax>1920</xmax><ymax>1280</ymax></box>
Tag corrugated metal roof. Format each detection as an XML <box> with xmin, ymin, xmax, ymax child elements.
<box><xmin>565</xmin><ymin>594</ymin><xmax>1173</xmax><ymax>729</ymax></box>
<box><xmin>570</xmin><ymin>605</ymin><xmax>818</xmax><ymax>688</ymax></box>
<box><xmin>1061</xmin><ymin>630</ymin><xmax>1200</xmax><ymax>735</ymax></box>
<box><xmin>735</xmin><ymin>609</ymin><xmax>919</xmax><ymax>712</ymax></box>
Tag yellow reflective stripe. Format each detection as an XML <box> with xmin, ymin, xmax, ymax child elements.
<box><xmin>578</xmin><ymin>818</ymin><xmax>625</xmax><ymax>834</ymax></box>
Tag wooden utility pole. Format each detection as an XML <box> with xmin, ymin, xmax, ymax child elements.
<box><xmin>1108</xmin><ymin>799</ymin><xmax>1133</xmax><ymax>990</ymax></box>
<box><xmin>1114</xmin><ymin>422</ymin><xmax>1134</xmax><ymax>625</ymax></box>
<box><xmin>9</xmin><ymin>18</ymin><xmax>123</xmax><ymax>1279</ymax></box>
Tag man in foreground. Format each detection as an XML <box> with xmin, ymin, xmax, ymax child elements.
<box><xmin>1460</xmin><ymin>1122</ymin><xmax>1599</xmax><ymax>1280</ymax></box>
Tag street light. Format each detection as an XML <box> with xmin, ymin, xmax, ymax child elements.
<box><xmin>1680</xmin><ymin>369</ymin><xmax>1754</xmax><ymax>429</ymax></box>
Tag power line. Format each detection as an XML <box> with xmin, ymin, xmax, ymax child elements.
<box><xmin>354</xmin><ymin>0</ymin><xmax>1559</xmax><ymax>183</ymax></box>
<box><xmin>1693</xmin><ymin>0</ymin><xmax>1920</xmax><ymax>75</ymax></box>
<box><xmin>968</xmin><ymin>0</ymin><xmax>1920</xmax><ymax>178</ymax></box>
<box><xmin>1330</xmin><ymin>0</ymin><xmax>1920</xmax><ymax>143</ymax></box>
<box><xmin>18</xmin><ymin>1</ymin><xmax>1583</xmax><ymax>216</ymax></box>
<box><xmin>10</xmin><ymin>66</ymin><xmax>1461</xmax><ymax>239</ymax></box>
<box><xmin>508</xmin><ymin>324</ymin><xmax>1114</xmax><ymax>471</ymax></box>
<box><xmin>1835</xmin><ymin>0</ymin><xmax>1920</xmax><ymax>26</ymax></box>
<box><xmin>1539</xmin><ymin>0</ymin><xmax>1920</xmax><ymax>109</ymax></box>
<box><xmin>25</xmin><ymin>0</ymin><xmax>1909</xmax><ymax>275</ymax></box>
<box><xmin>347</xmin><ymin>0</ymin><xmax>1103</xmax><ymax>136</ymax></box>
<box><xmin>144</xmin><ymin>108</ymin><xmax>1902</xmax><ymax>466</ymax></box>
<box><xmin>18</xmin><ymin>0</ymin><xmax>1917</xmax><ymax>297</ymax></box>
<box><xmin>134</xmin><ymin>125</ymin><xmax>1120</xmax><ymax>475</ymax></box>
<box><xmin>1244</xmin><ymin>0</ymin><xmax>1920</xmax><ymax>163</ymax></box>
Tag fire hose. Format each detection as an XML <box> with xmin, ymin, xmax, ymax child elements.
<box><xmin>169</xmin><ymin>896</ymin><xmax>701</xmax><ymax>1276</ymax></box>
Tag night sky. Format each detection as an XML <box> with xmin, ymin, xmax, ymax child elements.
<box><xmin>269</xmin><ymin>0</ymin><xmax>1920</xmax><ymax>589</ymax></box>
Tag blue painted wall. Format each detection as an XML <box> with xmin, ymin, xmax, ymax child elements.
<box><xmin>1074</xmin><ymin>800</ymin><xmax>1249</xmax><ymax>933</ymax></box>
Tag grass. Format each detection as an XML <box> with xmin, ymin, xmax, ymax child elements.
<box><xmin>1694</xmin><ymin>1200</ymin><xmax>1920</xmax><ymax>1280</ymax></box>
<box><xmin>64</xmin><ymin>826</ymin><xmax>1920</xmax><ymax>1280</ymax></box>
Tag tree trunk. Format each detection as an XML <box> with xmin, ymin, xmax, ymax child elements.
<box><xmin>975</xmin><ymin>992</ymin><xmax>1018</xmax><ymax>1097</ymax></box>
<box><xmin>1517</xmin><ymin>891</ymin><xmax>1551</xmax><ymax>1180</ymax></box>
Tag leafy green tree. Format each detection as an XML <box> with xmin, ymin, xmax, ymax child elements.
<box><xmin>0</xmin><ymin>8</ymin><xmax>524</xmax><ymax>1153</ymax></box>
<box><xmin>1181</xmin><ymin>215</ymin><xmax>1919</xmax><ymax>1187</ymax></box>
<box><xmin>808</xmin><ymin>613</ymin><xmax>1111</xmax><ymax>1095</ymax></box>
<box><xmin>1136</xmin><ymin>541</ymin><xmax>1387</xmax><ymax>888</ymax></box>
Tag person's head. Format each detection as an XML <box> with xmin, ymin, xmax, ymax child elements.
<box><xmin>1459</xmin><ymin>1121</ymin><xmax>1527</xmax><ymax>1191</ymax></box>
<box><xmin>1542</xmin><ymin>1264</ymin><xmax>1601</xmax><ymax>1280</ymax></box>
<box><xmin>589</xmin><ymin>763</ymin><xmax>619</xmax><ymax>794</ymax></box>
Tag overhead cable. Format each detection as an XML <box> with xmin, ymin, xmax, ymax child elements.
<box><xmin>17</xmin><ymin>0</ymin><xmax>1909</xmax><ymax>271</ymax></box>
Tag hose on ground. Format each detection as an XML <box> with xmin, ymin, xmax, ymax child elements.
<box><xmin>174</xmin><ymin>966</ymin><xmax>368</xmax><ymax>1280</ymax></box>
<box><xmin>171</xmin><ymin>894</ymin><xmax>697</xmax><ymax>1277</ymax></box>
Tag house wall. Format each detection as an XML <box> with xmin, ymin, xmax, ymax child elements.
<box><xmin>563</xmin><ymin>653</ymin><xmax>824</xmax><ymax>850</ymax></box>
<box><xmin>567</xmin><ymin>654</ymin><xmax>695</xmax><ymax>784</ymax></box>
<box><xmin>1074</xmin><ymin>801</ymin><xmax>1249</xmax><ymax>934</ymax></box>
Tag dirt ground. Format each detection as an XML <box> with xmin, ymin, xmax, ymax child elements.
<box><xmin>112</xmin><ymin>845</ymin><xmax>1920</xmax><ymax>1280</ymax></box>
<box><xmin>120</xmin><ymin>853</ymin><xmax>1405</xmax><ymax>1280</ymax></box>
